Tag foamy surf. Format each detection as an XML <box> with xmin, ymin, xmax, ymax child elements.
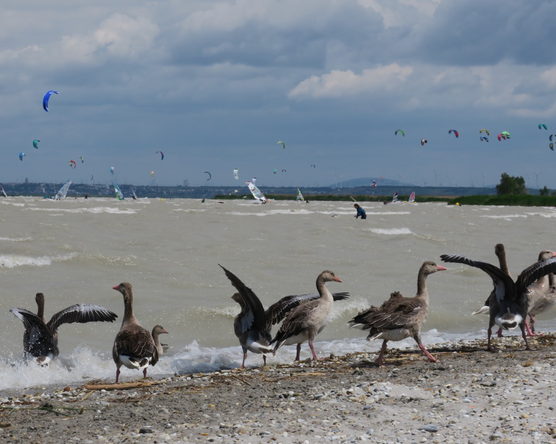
<box><xmin>0</xmin><ymin>253</ymin><xmax>77</xmax><ymax>268</ymax></box>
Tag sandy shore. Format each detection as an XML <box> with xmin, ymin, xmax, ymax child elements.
<box><xmin>1</xmin><ymin>334</ymin><xmax>556</xmax><ymax>443</ymax></box>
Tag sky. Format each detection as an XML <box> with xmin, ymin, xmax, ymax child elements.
<box><xmin>1</xmin><ymin>0</ymin><xmax>556</xmax><ymax>188</ymax></box>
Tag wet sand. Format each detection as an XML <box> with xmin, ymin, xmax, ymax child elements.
<box><xmin>2</xmin><ymin>334</ymin><xmax>556</xmax><ymax>443</ymax></box>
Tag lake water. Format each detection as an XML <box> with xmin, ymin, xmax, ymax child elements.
<box><xmin>1</xmin><ymin>195</ymin><xmax>555</xmax><ymax>390</ymax></box>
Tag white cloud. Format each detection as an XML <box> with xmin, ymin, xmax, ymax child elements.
<box><xmin>288</xmin><ymin>64</ymin><xmax>413</xmax><ymax>99</ymax></box>
<box><xmin>93</xmin><ymin>13</ymin><xmax>159</xmax><ymax>57</ymax></box>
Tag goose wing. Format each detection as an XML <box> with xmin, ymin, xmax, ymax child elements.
<box><xmin>266</xmin><ymin>292</ymin><xmax>349</xmax><ymax>328</ymax></box>
<box><xmin>10</xmin><ymin>308</ymin><xmax>54</xmax><ymax>356</ymax></box>
<box><xmin>47</xmin><ymin>304</ymin><xmax>118</xmax><ymax>333</ymax></box>
<box><xmin>440</xmin><ymin>253</ymin><xmax>516</xmax><ymax>302</ymax></box>
<box><xmin>270</xmin><ymin>300</ymin><xmax>319</xmax><ymax>345</ymax></box>
<box><xmin>516</xmin><ymin>257</ymin><xmax>556</xmax><ymax>294</ymax></box>
<box><xmin>349</xmin><ymin>292</ymin><xmax>423</xmax><ymax>331</ymax></box>
<box><xmin>220</xmin><ymin>265</ymin><xmax>267</xmax><ymax>332</ymax></box>
<box><xmin>113</xmin><ymin>327</ymin><xmax>158</xmax><ymax>366</ymax></box>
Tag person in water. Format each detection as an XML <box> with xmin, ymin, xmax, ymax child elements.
<box><xmin>354</xmin><ymin>203</ymin><xmax>366</xmax><ymax>219</ymax></box>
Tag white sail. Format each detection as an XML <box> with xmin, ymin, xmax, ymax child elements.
<box><xmin>54</xmin><ymin>180</ymin><xmax>72</xmax><ymax>200</ymax></box>
<box><xmin>408</xmin><ymin>192</ymin><xmax>416</xmax><ymax>204</ymax></box>
<box><xmin>1</xmin><ymin>186</ymin><xmax>7</xmax><ymax>198</ymax></box>
<box><xmin>247</xmin><ymin>181</ymin><xmax>267</xmax><ymax>203</ymax></box>
<box><xmin>114</xmin><ymin>183</ymin><xmax>124</xmax><ymax>200</ymax></box>
<box><xmin>296</xmin><ymin>188</ymin><xmax>304</xmax><ymax>202</ymax></box>
<box><xmin>392</xmin><ymin>192</ymin><xmax>399</xmax><ymax>203</ymax></box>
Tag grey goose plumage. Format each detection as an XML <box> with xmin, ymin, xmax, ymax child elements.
<box><xmin>112</xmin><ymin>283</ymin><xmax>158</xmax><ymax>383</ymax></box>
<box><xmin>440</xmin><ymin>252</ymin><xmax>556</xmax><ymax>351</ymax></box>
<box><xmin>271</xmin><ymin>270</ymin><xmax>342</xmax><ymax>361</ymax></box>
<box><xmin>348</xmin><ymin>261</ymin><xmax>446</xmax><ymax>366</ymax></box>
<box><xmin>10</xmin><ymin>292</ymin><xmax>118</xmax><ymax>366</ymax></box>
<box><xmin>220</xmin><ymin>265</ymin><xmax>347</xmax><ymax>366</ymax></box>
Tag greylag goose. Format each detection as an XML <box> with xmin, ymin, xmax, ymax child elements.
<box><xmin>112</xmin><ymin>283</ymin><xmax>158</xmax><ymax>383</ymax></box>
<box><xmin>10</xmin><ymin>292</ymin><xmax>118</xmax><ymax>366</ymax></box>
<box><xmin>440</xmin><ymin>253</ymin><xmax>556</xmax><ymax>351</ymax></box>
<box><xmin>271</xmin><ymin>270</ymin><xmax>342</xmax><ymax>361</ymax></box>
<box><xmin>472</xmin><ymin>244</ymin><xmax>511</xmax><ymax>316</ymax></box>
<box><xmin>151</xmin><ymin>325</ymin><xmax>169</xmax><ymax>356</ymax></box>
<box><xmin>348</xmin><ymin>261</ymin><xmax>446</xmax><ymax>366</ymax></box>
<box><xmin>220</xmin><ymin>265</ymin><xmax>349</xmax><ymax>367</ymax></box>
<box><xmin>471</xmin><ymin>247</ymin><xmax>556</xmax><ymax>337</ymax></box>
<box><xmin>525</xmin><ymin>250</ymin><xmax>556</xmax><ymax>334</ymax></box>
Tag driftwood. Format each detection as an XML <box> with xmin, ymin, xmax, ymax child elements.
<box><xmin>84</xmin><ymin>380</ymin><xmax>158</xmax><ymax>391</ymax></box>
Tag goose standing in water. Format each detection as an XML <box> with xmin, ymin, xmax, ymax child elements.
<box><xmin>151</xmin><ymin>325</ymin><xmax>169</xmax><ymax>356</ymax></box>
<box><xmin>348</xmin><ymin>261</ymin><xmax>446</xmax><ymax>366</ymax></box>
<box><xmin>220</xmin><ymin>265</ymin><xmax>349</xmax><ymax>368</ymax></box>
<box><xmin>271</xmin><ymin>270</ymin><xmax>342</xmax><ymax>361</ymax></box>
<box><xmin>10</xmin><ymin>292</ymin><xmax>118</xmax><ymax>366</ymax></box>
<box><xmin>440</xmin><ymin>253</ymin><xmax>556</xmax><ymax>351</ymax></box>
<box><xmin>112</xmin><ymin>283</ymin><xmax>158</xmax><ymax>383</ymax></box>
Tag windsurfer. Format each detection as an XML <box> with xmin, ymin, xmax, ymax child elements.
<box><xmin>354</xmin><ymin>204</ymin><xmax>366</xmax><ymax>219</ymax></box>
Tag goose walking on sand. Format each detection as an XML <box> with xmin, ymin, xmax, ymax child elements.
<box><xmin>112</xmin><ymin>283</ymin><xmax>158</xmax><ymax>383</ymax></box>
<box><xmin>220</xmin><ymin>265</ymin><xmax>349</xmax><ymax>368</ymax></box>
<box><xmin>151</xmin><ymin>325</ymin><xmax>169</xmax><ymax>356</ymax></box>
<box><xmin>348</xmin><ymin>261</ymin><xmax>446</xmax><ymax>366</ymax></box>
<box><xmin>271</xmin><ymin>270</ymin><xmax>342</xmax><ymax>361</ymax></box>
<box><xmin>440</xmin><ymin>253</ymin><xmax>556</xmax><ymax>351</ymax></box>
<box><xmin>10</xmin><ymin>292</ymin><xmax>118</xmax><ymax>366</ymax></box>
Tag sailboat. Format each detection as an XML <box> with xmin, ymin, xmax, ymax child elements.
<box><xmin>296</xmin><ymin>188</ymin><xmax>305</xmax><ymax>202</ymax></box>
<box><xmin>383</xmin><ymin>191</ymin><xmax>399</xmax><ymax>205</ymax></box>
<box><xmin>408</xmin><ymin>191</ymin><xmax>416</xmax><ymax>204</ymax></box>
<box><xmin>1</xmin><ymin>186</ymin><xmax>7</xmax><ymax>198</ymax></box>
<box><xmin>54</xmin><ymin>180</ymin><xmax>72</xmax><ymax>200</ymax></box>
<box><xmin>114</xmin><ymin>183</ymin><xmax>124</xmax><ymax>200</ymax></box>
<box><xmin>247</xmin><ymin>181</ymin><xmax>267</xmax><ymax>203</ymax></box>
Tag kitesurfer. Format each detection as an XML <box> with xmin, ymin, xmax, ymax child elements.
<box><xmin>354</xmin><ymin>204</ymin><xmax>366</xmax><ymax>219</ymax></box>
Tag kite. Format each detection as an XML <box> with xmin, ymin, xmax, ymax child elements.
<box><xmin>19</xmin><ymin>152</ymin><xmax>25</xmax><ymax>161</ymax></box>
<box><xmin>156</xmin><ymin>151</ymin><xmax>164</xmax><ymax>160</ymax></box>
<box><xmin>277</xmin><ymin>141</ymin><xmax>286</xmax><ymax>149</ymax></box>
<box><xmin>204</xmin><ymin>171</ymin><xmax>211</xmax><ymax>181</ymax></box>
<box><xmin>233</xmin><ymin>168</ymin><xmax>239</xmax><ymax>180</ymax></box>
<box><xmin>421</xmin><ymin>139</ymin><xmax>428</xmax><ymax>146</ymax></box>
<box><xmin>480</xmin><ymin>136</ymin><xmax>489</xmax><ymax>142</ymax></box>
<box><xmin>550</xmin><ymin>134</ymin><xmax>555</xmax><ymax>142</ymax></box>
<box><xmin>69</xmin><ymin>160</ymin><xmax>77</xmax><ymax>169</ymax></box>
<box><xmin>110</xmin><ymin>167</ymin><xmax>115</xmax><ymax>175</ymax></box>
<box><xmin>150</xmin><ymin>171</ymin><xmax>155</xmax><ymax>177</ymax></box>
<box><xmin>479</xmin><ymin>129</ymin><xmax>490</xmax><ymax>136</ymax></box>
<box><xmin>539</xmin><ymin>124</ymin><xmax>547</xmax><ymax>130</ymax></box>
<box><xmin>43</xmin><ymin>90</ymin><xmax>59</xmax><ymax>112</ymax></box>
<box><xmin>395</xmin><ymin>129</ymin><xmax>405</xmax><ymax>137</ymax></box>
<box><xmin>448</xmin><ymin>129</ymin><xmax>459</xmax><ymax>138</ymax></box>
<box><xmin>78</xmin><ymin>156</ymin><xmax>84</xmax><ymax>163</ymax></box>
<box><xmin>33</xmin><ymin>139</ymin><xmax>40</xmax><ymax>149</ymax></box>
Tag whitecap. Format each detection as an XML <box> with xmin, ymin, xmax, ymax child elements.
<box><xmin>368</xmin><ymin>228</ymin><xmax>413</xmax><ymax>235</ymax></box>
<box><xmin>0</xmin><ymin>253</ymin><xmax>76</xmax><ymax>268</ymax></box>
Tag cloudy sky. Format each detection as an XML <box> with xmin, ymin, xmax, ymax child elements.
<box><xmin>1</xmin><ymin>0</ymin><xmax>556</xmax><ymax>188</ymax></box>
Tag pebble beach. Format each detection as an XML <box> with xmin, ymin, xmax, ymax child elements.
<box><xmin>2</xmin><ymin>334</ymin><xmax>556</xmax><ymax>443</ymax></box>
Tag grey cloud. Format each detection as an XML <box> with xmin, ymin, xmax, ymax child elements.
<box><xmin>415</xmin><ymin>0</ymin><xmax>556</xmax><ymax>66</ymax></box>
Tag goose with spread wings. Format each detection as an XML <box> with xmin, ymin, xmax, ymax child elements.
<box><xmin>10</xmin><ymin>292</ymin><xmax>118</xmax><ymax>366</ymax></box>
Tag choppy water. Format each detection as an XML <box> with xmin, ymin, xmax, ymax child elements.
<box><xmin>1</xmin><ymin>196</ymin><xmax>556</xmax><ymax>390</ymax></box>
